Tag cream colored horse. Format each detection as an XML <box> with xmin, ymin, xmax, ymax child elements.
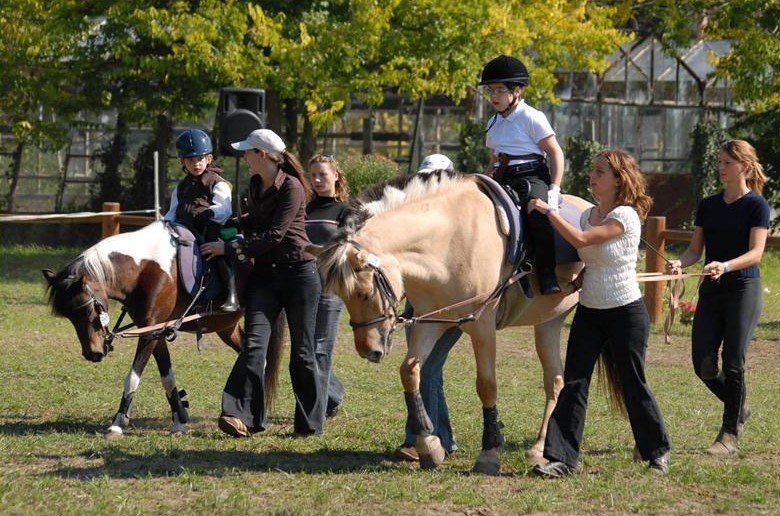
<box><xmin>314</xmin><ymin>172</ymin><xmax>590</xmax><ymax>475</ymax></box>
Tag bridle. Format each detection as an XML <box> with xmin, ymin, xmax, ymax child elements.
<box><xmin>346</xmin><ymin>240</ymin><xmax>401</xmax><ymax>332</ymax></box>
<box><xmin>343</xmin><ymin>240</ymin><xmax>531</xmax><ymax>332</ymax></box>
<box><xmin>72</xmin><ymin>282</ymin><xmax>130</xmax><ymax>355</ymax></box>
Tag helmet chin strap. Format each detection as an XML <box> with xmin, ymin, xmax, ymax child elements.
<box><xmin>500</xmin><ymin>92</ymin><xmax>520</xmax><ymax>116</ymax></box>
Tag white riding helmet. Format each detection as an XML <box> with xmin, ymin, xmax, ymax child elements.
<box><xmin>418</xmin><ymin>153</ymin><xmax>454</xmax><ymax>174</ymax></box>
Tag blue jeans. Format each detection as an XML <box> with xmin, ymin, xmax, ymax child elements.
<box><xmin>315</xmin><ymin>292</ymin><xmax>345</xmax><ymax>414</ymax></box>
<box><xmin>402</xmin><ymin>304</ymin><xmax>462</xmax><ymax>452</ymax></box>
<box><xmin>222</xmin><ymin>260</ymin><xmax>324</xmax><ymax>434</ymax></box>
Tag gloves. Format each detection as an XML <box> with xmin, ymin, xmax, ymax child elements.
<box><xmin>547</xmin><ymin>184</ymin><xmax>560</xmax><ymax>209</ymax></box>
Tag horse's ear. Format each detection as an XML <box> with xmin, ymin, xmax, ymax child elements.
<box><xmin>306</xmin><ymin>244</ymin><xmax>324</xmax><ymax>257</ymax></box>
<box><xmin>42</xmin><ymin>269</ymin><xmax>56</xmax><ymax>286</ymax></box>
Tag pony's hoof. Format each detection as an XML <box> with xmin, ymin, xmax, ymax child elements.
<box><xmin>416</xmin><ymin>435</ymin><xmax>445</xmax><ymax>469</ymax></box>
<box><xmin>104</xmin><ymin>426</ymin><xmax>124</xmax><ymax>440</ymax></box>
<box><xmin>473</xmin><ymin>448</ymin><xmax>501</xmax><ymax>476</ymax></box>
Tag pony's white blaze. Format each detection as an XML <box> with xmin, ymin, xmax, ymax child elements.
<box><xmin>95</xmin><ymin>222</ymin><xmax>176</xmax><ymax>277</ymax></box>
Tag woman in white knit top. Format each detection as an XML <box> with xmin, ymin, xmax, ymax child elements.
<box><xmin>526</xmin><ymin>150</ymin><xmax>671</xmax><ymax>477</ymax></box>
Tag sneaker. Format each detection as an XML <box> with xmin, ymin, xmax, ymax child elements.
<box><xmin>532</xmin><ymin>460</ymin><xmax>577</xmax><ymax>478</ymax></box>
<box><xmin>648</xmin><ymin>452</ymin><xmax>670</xmax><ymax>475</ymax></box>
<box><xmin>326</xmin><ymin>403</ymin><xmax>341</xmax><ymax>419</ymax></box>
<box><xmin>393</xmin><ymin>443</ymin><xmax>419</xmax><ymax>462</ymax></box>
<box><xmin>707</xmin><ymin>429</ymin><xmax>738</xmax><ymax>456</ymax></box>
<box><xmin>218</xmin><ymin>415</ymin><xmax>252</xmax><ymax>438</ymax></box>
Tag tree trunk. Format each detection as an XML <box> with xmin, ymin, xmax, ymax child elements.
<box><xmin>2</xmin><ymin>142</ymin><xmax>24</xmax><ymax>213</ymax></box>
<box><xmin>95</xmin><ymin>114</ymin><xmax>128</xmax><ymax>210</ymax></box>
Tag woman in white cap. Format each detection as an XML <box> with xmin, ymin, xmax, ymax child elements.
<box><xmin>201</xmin><ymin>128</ymin><xmax>324</xmax><ymax>437</ymax></box>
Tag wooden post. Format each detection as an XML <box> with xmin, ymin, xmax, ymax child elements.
<box><xmin>643</xmin><ymin>216</ymin><xmax>666</xmax><ymax>324</ymax></box>
<box><xmin>102</xmin><ymin>202</ymin><xmax>121</xmax><ymax>239</ymax></box>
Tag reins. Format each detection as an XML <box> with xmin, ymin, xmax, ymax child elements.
<box><xmin>399</xmin><ymin>263</ymin><xmax>533</xmax><ymax>327</ymax></box>
<box><xmin>345</xmin><ymin>239</ymin><xmax>534</xmax><ymax>331</ymax></box>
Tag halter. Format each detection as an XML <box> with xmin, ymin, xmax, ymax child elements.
<box><xmin>345</xmin><ymin>240</ymin><xmax>401</xmax><ymax>332</ymax></box>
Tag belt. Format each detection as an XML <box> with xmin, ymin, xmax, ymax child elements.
<box><xmin>494</xmin><ymin>153</ymin><xmax>544</xmax><ymax>183</ymax></box>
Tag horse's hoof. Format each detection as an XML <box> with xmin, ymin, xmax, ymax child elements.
<box><xmin>416</xmin><ymin>435</ymin><xmax>446</xmax><ymax>469</ymax></box>
<box><xmin>473</xmin><ymin>448</ymin><xmax>501</xmax><ymax>476</ymax></box>
<box><xmin>104</xmin><ymin>426</ymin><xmax>124</xmax><ymax>440</ymax></box>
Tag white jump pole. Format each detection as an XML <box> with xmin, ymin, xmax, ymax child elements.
<box><xmin>153</xmin><ymin>151</ymin><xmax>161</xmax><ymax>220</ymax></box>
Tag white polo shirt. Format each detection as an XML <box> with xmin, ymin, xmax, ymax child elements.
<box><xmin>485</xmin><ymin>100</ymin><xmax>554</xmax><ymax>167</ymax></box>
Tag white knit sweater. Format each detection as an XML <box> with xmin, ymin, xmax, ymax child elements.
<box><xmin>577</xmin><ymin>205</ymin><xmax>642</xmax><ymax>309</ymax></box>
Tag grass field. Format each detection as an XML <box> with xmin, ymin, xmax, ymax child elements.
<box><xmin>1</xmin><ymin>245</ymin><xmax>778</xmax><ymax>515</ymax></box>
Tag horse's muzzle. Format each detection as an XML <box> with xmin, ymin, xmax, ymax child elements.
<box><xmin>366</xmin><ymin>350</ymin><xmax>384</xmax><ymax>363</ymax></box>
<box><xmin>83</xmin><ymin>351</ymin><xmax>105</xmax><ymax>362</ymax></box>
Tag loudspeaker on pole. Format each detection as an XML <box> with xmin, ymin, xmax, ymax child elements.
<box><xmin>217</xmin><ymin>87</ymin><xmax>266</xmax><ymax>157</ymax></box>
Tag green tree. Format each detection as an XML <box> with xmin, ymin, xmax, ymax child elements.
<box><xmin>614</xmin><ymin>0</ymin><xmax>780</xmax><ymax>213</ymax></box>
<box><xmin>0</xmin><ymin>0</ymin><xmax>86</xmax><ymax>211</ymax></box>
<box><xmin>243</xmin><ymin>0</ymin><xmax>630</xmax><ymax>158</ymax></box>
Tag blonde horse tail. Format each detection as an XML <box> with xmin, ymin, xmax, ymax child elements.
<box><xmin>264</xmin><ymin>308</ymin><xmax>287</xmax><ymax>411</ymax></box>
<box><xmin>597</xmin><ymin>344</ymin><xmax>628</xmax><ymax>417</ymax></box>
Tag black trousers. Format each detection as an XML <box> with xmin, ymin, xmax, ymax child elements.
<box><xmin>692</xmin><ymin>275</ymin><xmax>762</xmax><ymax>435</ymax></box>
<box><xmin>543</xmin><ymin>299</ymin><xmax>671</xmax><ymax>467</ymax></box>
<box><xmin>500</xmin><ymin>165</ymin><xmax>557</xmax><ymax>273</ymax></box>
<box><xmin>221</xmin><ymin>260</ymin><xmax>324</xmax><ymax>434</ymax></box>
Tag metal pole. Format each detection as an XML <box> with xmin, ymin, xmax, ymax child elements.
<box><xmin>153</xmin><ymin>151</ymin><xmax>160</xmax><ymax>220</ymax></box>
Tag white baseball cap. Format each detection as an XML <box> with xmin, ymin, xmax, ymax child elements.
<box><xmin>418</xmin><ymin>153</ymin><xmax>454</xmax><ymax>174</ymax></box>
<box><xmin>231</xmin><ymin>129</ymin><xmax>286</xmax><ymax>156</ymax></box>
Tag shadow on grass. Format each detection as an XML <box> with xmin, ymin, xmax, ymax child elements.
<box><xmin>46</xmin><ymin>447</ymin><xmax>399</xmax><ymax>479</ymax></box>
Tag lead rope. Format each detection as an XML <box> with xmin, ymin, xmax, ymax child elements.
<box><xmin>403</xmin><ymin>264</ymin><xmax>533</xmax><ymax>327</ymax></box>
<box><xmin>639</xmin><ymin>237</ymin><xmax>708</xmax><ymax>344</ymax></box>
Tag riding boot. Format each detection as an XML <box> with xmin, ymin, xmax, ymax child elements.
<box><xmin>216</xmin><ymin>257</ymin><xmax>239</xmax><ymax>312</ymax></box>
<box><xmin>528</xmin><ymin>211</ymin><xmax>561</xmax><ymax>295</ymax></box>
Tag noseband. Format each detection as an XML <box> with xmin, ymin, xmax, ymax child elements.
<box><xmin>73</xmin><ymin>283</ymin><xmax>120</xmax><ymax>355</ymax></box>
<box><xmin>346</xmin><ymin>241</ymin><xmax>401</xmax><ymax>332</ymax></box>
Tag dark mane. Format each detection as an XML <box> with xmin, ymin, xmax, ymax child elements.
<box><xmin>338</xmin><ymin>170</ymin><xmax>468</xmax><ymax>237</ymax></box>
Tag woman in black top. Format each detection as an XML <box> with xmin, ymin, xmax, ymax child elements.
<box><xmin>201</xmin><ymin>129</ymin><xmax>324</xmax><ymax>437</ymax></box>
<box><xmin>667</xmin><ymin>139</ymin><xmax>770</xmax><ymax>455</ymax></box>
<box><xmin>306</xmin><ymin>154</ymin><xmax>350</xmax><ymax>418</ymax></box>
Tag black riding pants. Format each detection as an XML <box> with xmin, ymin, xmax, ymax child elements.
<box><xmin>501</xmin><ymin>166</ymin><xmax>557</xmax><ymax>272</ymax></box>
<box><xmin>543</xmin><ymin>299</ymin><xmax>671</xmax><ymax>467</ymax></box>
<box><xmin>691</xmin><ymin>275</ymin><xmax>762</xmax><ymax>435</ymax></box>
<box><xmin>221</xmin><ymin>260</ymin><xmax>324</xmax><ymax>434</ymax></box>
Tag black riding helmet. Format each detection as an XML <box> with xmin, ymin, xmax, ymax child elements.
<box><xmin>479</xmin><ymin>54</ymin><xmax>529</xmax><ymax>88</ymax></box>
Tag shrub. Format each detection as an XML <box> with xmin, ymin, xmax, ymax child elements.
<box><xmin>341</xmin><ymin>154</ymin><xmax>401</xmax><ymax>196</ymax></box>
<box><xmin>564</xmin><ymin>134</ymin><xmax>604</xmax><ymax>200</ymax></box>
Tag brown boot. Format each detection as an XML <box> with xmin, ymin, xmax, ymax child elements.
<box><xmin>707</xmin><ymin>428</ymin><xmax>738</xmax><ymax>456</ymax></box>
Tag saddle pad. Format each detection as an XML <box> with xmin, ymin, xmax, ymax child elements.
<box><xmin>474</xmin><ymin>174</ymin><xmax>524</xmax><ymax>265</ymax></box>
<box><xmin>171</xmin><ymin>223</ymin><xmax>205</xmax><ymax>298</ymax></box>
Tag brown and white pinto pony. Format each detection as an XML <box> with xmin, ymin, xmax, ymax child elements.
<box><xmin>313</xmin><ymin>171</ymin><xmax>592</xmax><ymax>474</ymax></box>
<box><xmin>43</xmin><ymin>221</ymin><xmax>282</xmax><ymax>438</ymax></box>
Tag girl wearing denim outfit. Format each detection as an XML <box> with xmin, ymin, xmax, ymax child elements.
<box><xmin>306</xmin><ymin>154</ymin><xmax>350</xmax><ymax>419</ymax></box>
